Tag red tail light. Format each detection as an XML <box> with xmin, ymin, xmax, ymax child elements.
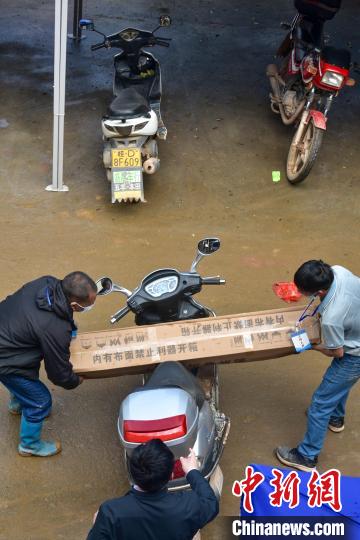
<box><xmin>171</xmin><ymin>459</ymin><xmax>186</xmax><ymax>480</ymax></box>
<box><xmin>123</xmin><ymin>414</ymin><xmax>187</xmax><ymax>443</ymax></box>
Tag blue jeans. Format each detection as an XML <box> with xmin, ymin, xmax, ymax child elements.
<box><xmin>298</xmin><ymin>353</ymin><xmax>360</xmax><ymax>459</ymax></box>
<box><xmin>0</xmin><ymin>374</ymin><xmax>52</xmax><ymax>423</ymax></box>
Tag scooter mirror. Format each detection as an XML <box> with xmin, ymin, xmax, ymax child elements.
<box><xmin>159</xmin><ymin>15</ymin><xmax>171</xmax><ymax>27</ymax></box>
<box><xmin>79</xmin><ymin>18</ymin><xmax>95</xmax><ymax>31</ymax></box>
<box><xmin>197</xmin><ymin>238</ymin><xmax>221</xmax><ymax>255</ymax></box>
<box><xmin>96</xmin><ymin>277</ymin><xmax>113</xmax><ymax>296</ymax></box>
<box><xmin>190</xmin><ymin>237</ymin><xmax>221</xmax><ymax>273</ymax></box>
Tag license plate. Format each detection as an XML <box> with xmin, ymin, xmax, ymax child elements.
<box><xmin>112</xmin><ymin>170</ymin><xmax>144</xmax><ymax>203</ymax></box>
<box><xmin>111</xmin><ymin>148</ymin><xmax>141</xmax><ymax>169</ymax></box>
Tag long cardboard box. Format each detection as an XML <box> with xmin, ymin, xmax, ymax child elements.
<box><xmin>70</xmin><ymin>305</ymin><xmax>320</xmax><ymax>378</ymax></box>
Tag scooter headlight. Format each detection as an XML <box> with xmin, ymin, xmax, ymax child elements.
<box><xmin>321</xmin><ymin>71</ymin><xmax>344</xmax><ymax>88</ymax></box>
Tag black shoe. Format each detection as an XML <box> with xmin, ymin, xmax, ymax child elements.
<box><xmin>328</xmin><ymin>416</ymin><xmax>345</xmax><ymax>433</ymax></box>
<box><xmin>275</xmin><ymin>446</ymin><xmax>317</xmax><ymax>472</ymax></box>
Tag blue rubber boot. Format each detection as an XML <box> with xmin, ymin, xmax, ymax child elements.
<box><xmin>8</xmin><ymin>394</ymin><xmax>22</xmax><ymax>415</ymax></box>
<box><xmin>18</xmin><ymin>416</ymin><xmax>61</xmax><ymax>457</ymax></box>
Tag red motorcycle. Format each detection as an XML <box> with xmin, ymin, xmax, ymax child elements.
<box><xmin>266</xmin><ymin>0</ymin><xmax>355</xmax><ymax>184</ymax></box>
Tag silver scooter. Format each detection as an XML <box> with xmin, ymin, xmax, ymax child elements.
<box><xmin>96</xmin><ymin>238</ymin><xmax>230</xmax><ymax>495</ymax></box>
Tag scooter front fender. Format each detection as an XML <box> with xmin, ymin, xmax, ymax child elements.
<box><xmin>306</xmin><ymin>110</ymin><xmax>327</xmax><ymax>131</ymax></box>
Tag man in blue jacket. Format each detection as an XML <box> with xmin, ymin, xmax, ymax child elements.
<box><xmin>0</xmin><ymin>271</ymin><xmax>97</xmax><ymax>457</ymax></box>
<box><xmin>87</xmin><ymin>439</ymin><xmax>219</xmax><ymax>540</ymax></box>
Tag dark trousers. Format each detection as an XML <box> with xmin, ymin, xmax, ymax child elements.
<box><xmin>0</xmin><ymin>374</ymin><xmax>52</xmax><ymax>422</ymax></box>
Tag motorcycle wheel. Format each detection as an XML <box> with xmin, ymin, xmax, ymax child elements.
<box><xmin>286</xmin><ymin>118</ymin><xmax>324</xmax><ymax>184</ymax></box>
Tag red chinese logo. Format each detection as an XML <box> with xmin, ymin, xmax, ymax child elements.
<box><xmin>232</xmin><ymin>467</ymin><xmax>342</xmax><ymax>513</ymax></box>
<box><xmin>269</xmin><ymin>469</ymin><xmax>300</xmax><ymax>509</ymax></box>
<box><xmin>307</xmin><ymin>469</ymin><xmax>342</xmax><ymax>512</ymax></box>
<box><xmin>232</xmin><ymin>466</ymin><xmax>265</xmax><ymax>513</ymax></box>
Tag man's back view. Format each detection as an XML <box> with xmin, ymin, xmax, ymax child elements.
<box><xmin>87</xmin><ymin>439</ymin><xmax>219</xmax><ymax>540</ymax></box>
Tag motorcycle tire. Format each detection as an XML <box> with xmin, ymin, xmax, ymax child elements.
<box><xmin>286</xmin><ymin>119</ymin><xmax>324</xmax><ymax>184</ymax></box>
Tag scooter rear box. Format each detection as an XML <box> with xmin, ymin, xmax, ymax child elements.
<box><xmin>70</xmin><ymin>305</ymin><xmax>320</xmax><ymax>378</ymax></box>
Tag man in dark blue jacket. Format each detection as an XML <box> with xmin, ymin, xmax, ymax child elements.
<box><xmin>87</xmin><ymin>439</ymin><xmax>219</xmax><ymax>540</ymax></box>
<box><xmin>0</xmin><ymin>271</ymin><xmax>97</xmax><ymax>457</ymax></box>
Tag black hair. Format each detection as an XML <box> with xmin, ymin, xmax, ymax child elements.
<box><xmin>294</xmin><ymin>260</ymin><xmax>334</xmax><ymax>294</ymax></box>
<box><xmin>61</xmin><ymin>271</ymin><xmax>97</xmax><ymax>302</ymax></box>
<box><xmin>129</xmin><ymin>439</ymin><xmax>175</xmax><ymax>492</ymax></box>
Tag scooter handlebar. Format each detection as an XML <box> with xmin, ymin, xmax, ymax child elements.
<box><xmin>91</xmin><ymin>42</ymin><xmax>106</xmax><ymax>51</ymax></box>
<box><xmin>155</xmin><ymin>38</ymin><xmax>171</xmax><ymax>47</ymax></box>
<box><xmin>201</xmin><ymin>276</ymin><xmax>226</xmax><ymax>285</ymax></box>
<box><xmin>110</xmin><ymin>305</ymin><xmax>131</xmax><ymax>324</ymax></box>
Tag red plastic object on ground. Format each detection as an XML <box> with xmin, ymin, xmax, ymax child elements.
<box><xmin>272</xmin><ymin>282</ymin><xmax>302</xmax><ymax>303</ymax></box>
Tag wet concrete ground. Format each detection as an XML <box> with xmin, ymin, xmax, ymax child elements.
<box><xmin>0</xmin><ymin>0</ymin><xmax>360</xmax><ymax>538</ymax></box>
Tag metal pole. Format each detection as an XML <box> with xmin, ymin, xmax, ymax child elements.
<box><xmin>68</xmin><ymin>0</ymin><xmax>85</xmax><ymax>41</ymax></box>
<box><xmin>47</xmin><ymin>0</ymin><xmax>69</xmax><ymax>192</ymax></box>
<box><xmin>74</xmin><ymin>0</ymin><xmax>83</xmax><ymax>40</ymax></box>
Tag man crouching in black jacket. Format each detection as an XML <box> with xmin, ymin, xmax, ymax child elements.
<box><xmin>0</xmin><ymin>272</ymin><xmax>97</xmax><ymax>457</ymax></box>
<box><xmin>87</xmin><ymin>439</ymin><xmax>219</xmax><ymax>540</ymax></box>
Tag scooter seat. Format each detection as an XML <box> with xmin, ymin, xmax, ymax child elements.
<box><xmin>140</xmin><ymin>361</ymin><xmax>205</xmax><ymax>409</ymax></box>
<box><xmin>108</xmin><ymin>88</ymin><xmax>151</xmax><ymax>119</ymax></box>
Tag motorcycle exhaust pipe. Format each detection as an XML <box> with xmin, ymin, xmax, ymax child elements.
<box><xmin>143</xmin><ymin>157</ymin><xmax>160</xmax><ymax>175</ymax></box>
<box><xmin>266</xmin><ymin>64</ymin><xmax>305</xmax><ymax>125</ymax></box>
<box><xmin>103</xmin><ymin>146</ymin><xmax>111</xmax><ymax>168</ymax></box>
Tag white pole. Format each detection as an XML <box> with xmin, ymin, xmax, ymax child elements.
<box><xmin>47</xmin><ymin>0</ymin><xmax>69</xmax><ymax>192</ymax></box>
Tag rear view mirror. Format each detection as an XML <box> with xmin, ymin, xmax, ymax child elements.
<box><xmin>159</xmin><ymin>15</ymin><xmax>171</xmax><ymax>27</ymax></box>
<box><xmin>197</xmin><ymin>238</ymin><xmax>220</xmax><ymax>255</ymax></box>
<box><xmin>79</xmin><ymin>18</ymin><xmax>95</xmax><ymax>31</ymax></box>
<box><xmin>190</xmin><ymin>237</ymin><xmax>221</xmax><ymax>272</ymax></box>
<box><xmin>96</xmin><ymin>277</ymin><xmax>113</xmax><ymax>296</ymax></box>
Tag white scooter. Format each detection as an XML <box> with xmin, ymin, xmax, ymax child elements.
<box><xmin>80</xmin><ymin>16</ymin><xmax>171</xmax><ymax>203</ymax></box>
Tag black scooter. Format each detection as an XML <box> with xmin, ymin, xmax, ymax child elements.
<box><xmin>96</xmin><ymin>239</ymin><xmax>230</xmax><ymax>501</ymax></box>
<box><xmin>80</xmin><ymin>16</ymin><xmax>171</xmax><ymax>203</ymax></box>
